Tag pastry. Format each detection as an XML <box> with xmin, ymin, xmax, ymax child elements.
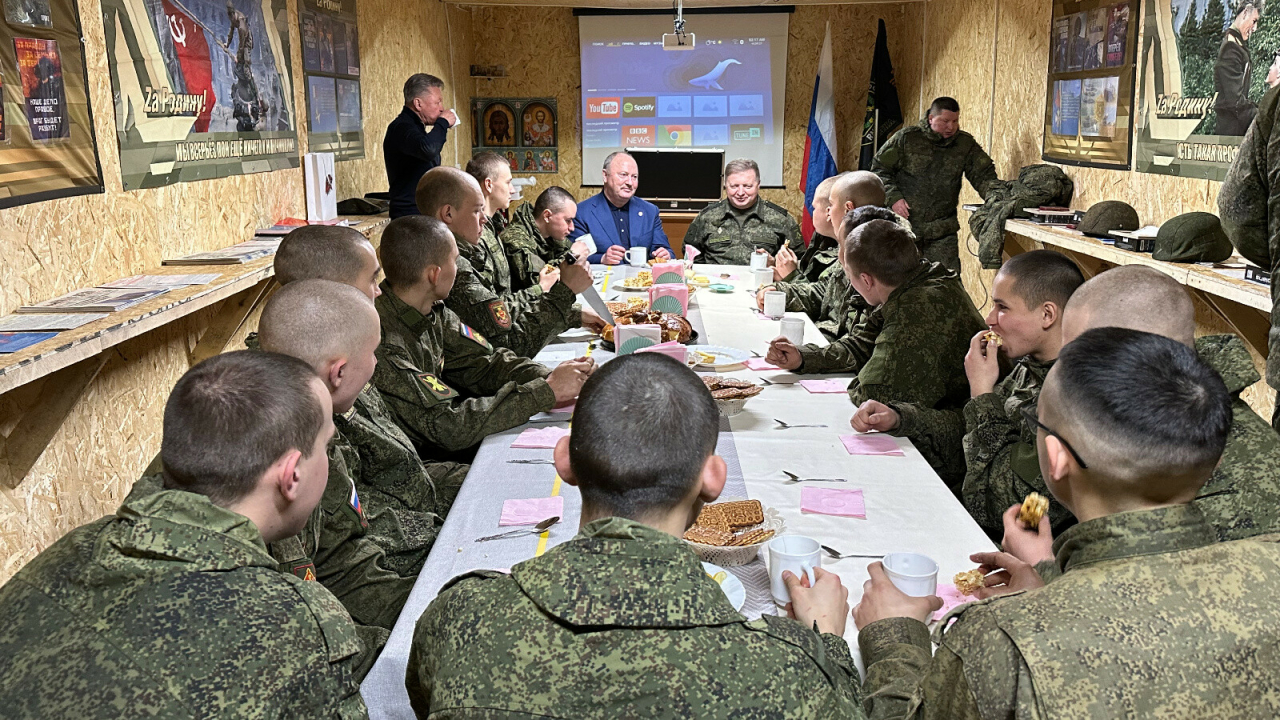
<box><xmin>954</xmin><ymin>568</ymin><xmax>986</xmax><ymax>596</ymax></box>
<box><xmin>1018</xmin><ymin>492</ymin><xmax>1049</xmax><ymax>529</ymax></box>
<box><xmin>982</xmin><ymin>330</ymin><xmax>1003</xmax><ymax>347</ymax></box>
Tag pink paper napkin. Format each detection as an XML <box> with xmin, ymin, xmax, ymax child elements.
<box><xmin>550</xmin><ymin>402</ymin><xmax>575</xmax><ymax>413</ymax></box>
<box><xmin>932</xmin><ymin>583</ymin><xmax>975</xmax><ymax>621</ymax></box>
<box><xmin>800</xmin><ymin>486</ymin><xmax>866</xmax><ymax>518</ymax></box>
<box><xmin>499</xmin><ymin>496</ymin><xmax>565</xmax><ymax>526</ymax></box>
<box><xmin>799</xmin><ymin>379</ymin><xmax>847</xmax><ymax>393</ymax></box>
<box><xmin>840</xmin><ymin>434</ymin><xmax>906</xmax><ymax>456</ymax></box>
<box><xmin>745</xmin><ymin>357</ymin><xmax>780</xmax><ymax>371</ymax></box>
<box><xmin>511</xmin><ymin>426</ymin><xmax>570</xmax><ymax>449</ymax></box>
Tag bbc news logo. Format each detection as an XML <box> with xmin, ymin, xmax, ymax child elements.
<box><xmin>622</xmin><ymin>96</ymin><xmax>656</xmax><ymax>118</ymax></box>
<box><xmin>622</xmin><ymin>125</ymin><xmax>654</xmax><ymax>145</ymax></box>
<box><xmin>586</xmin><ymin>97</ymin><xmax>620</xmax><ymax>118</ymax></box>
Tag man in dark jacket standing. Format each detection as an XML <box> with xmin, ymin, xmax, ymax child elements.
<box><xmin>1215</xmin><ymin>2</ymin><xmax>1261</xmax><ymax>136</ymax></box>
<box><xmin>384</xmin><ymin>73</ymin><xmax>459</xmax><ymax>218</ymax></box>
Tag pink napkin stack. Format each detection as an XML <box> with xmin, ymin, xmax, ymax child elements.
<box><xmin>637</xmin><ymin>340</ymin><xmax>688</xmax><ymax>363</ymax></box>
<box><xmin>499</xmin><ymin>496</ymin><xmax>565</xmax><ymax>526</ymax></box>
<box><xmin>511</xmin><ymin>426</ymin><xmax>570</xmax><ymax>449</ymax></box>
<box><xmin>744</xmin><ymin>357</ymin><xmax>780</xmax><ymax>371</ymax></box>
<box><xmin>799</xmin><ymin>379</ymin><xmax>847</xmax><ymax>393</ymax></box>
<box><xmin>840</xmin><ymin>434</ymin><xmax>906</xmax><ymax>456</ymax></box>
<box><xmin>800</xmin><ymin>486</ymin><xmax>866</xmax><ymax>518</ymax></box>
<box><xmin>932</xmin><ymin>584</ymin><xmax>974</xmax><ymax>621</ymax></box>
<box><xmin>651</xmin><ymin>261</ymin><xmax>687</xmax><ymax>285</ymax></box>
<box><xmin>648</xmin><ymin>283</ymin><xmax>689</xmax><ymax>315</ymax></box>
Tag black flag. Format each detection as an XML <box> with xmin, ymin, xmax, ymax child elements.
<box><xmin>859</xmin><ymin>19</ymin><xmax>903</xmax><ymax>170</ymax></box>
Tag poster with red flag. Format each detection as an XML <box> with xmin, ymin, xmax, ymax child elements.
<box><xmin>159</xmin><ymin>0</ymin><xmax>214</xmax><ymax>132</ymax></box>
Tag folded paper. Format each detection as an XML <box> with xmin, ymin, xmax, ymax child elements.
<box><xmin>800</xmin><ymin>486</ymin><xmax>866</xmax><ymax>518</ymax></box>
<box><xmin>840</xmin><ymin>434</ymin><xmax>906</xmax><ymax>456</ymax></box>
<box><xmin>499</xmin><ymin>496</ymin><xmax>565</xmax><ymax>527</ymax></box>
<box><xmin>799</xmin><ymin>379</ymin><xmax>848</xmax><ymax>393</ymax></box>
<box><xmin>511</xmin><ymin>426</ymin><xmax>571</xmax><ymax>449</ymax></box>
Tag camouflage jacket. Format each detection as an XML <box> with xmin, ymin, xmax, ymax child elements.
<box><xmin>1220</xmin><ymin>87</ymin><xmax>1280</xmax><ymax>390</ymax></box>
<box><xmin>683</xmin><ymin>198</ymin><xmax>804</xmax><ymax>265</ymax></box>
<box><xmin>373</xmin><ymin>283</ymin><xmax>555</xmax><ymax>459</ymax></box>
<box><xmin>406</xmin><ymin>517</ymin><xmax>865</xmax><ymax>719</ymax></box>
<box><xmin>887</xmin><ymin>356</ymin><xmax>1057</xmax><ymax>529</ymax></box>
<box><xmin>777</xmin><ymin>231</ymin><xmax>838</xmax><ymax>286</ymax></box>
<box><xmin>798</xmin><ymin>261</ymin><xmax>985</xmax><ymax>411</ymax></box>
<box><xmin>871</xmin><ymin>119</ymin><xmax>1000</xmax><ymax>242</ymax></box>
<box><xmin>859</xmin><ymin>504</ymin><xmax>1280</xmax><ymax>719</ymax></box>
<box><xmin>445</xmin><ymin>224</ymin><xmax>579</xmax><ymax>359</ymax></box>
<box><xmin>778</xmin><ymin>268</ymin><xmax>870</xmax><ymax>342</ymax></box>
<box><xmin>500</xmin><ymin>202</ymin><xmax>569</xmax><ymax>292</ymax></box>
<box><xmin>0</xmin><ymin>489</ymin><xmax>368</xmax><ymax>718</ymax></box>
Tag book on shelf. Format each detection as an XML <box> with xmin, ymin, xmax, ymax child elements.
<box><xmin>0</xmin><ymin>332</ymin><xmax>59</xmax><ymax>353</ymax></box>
<box><xmin>0</xmin><ymin>313</ymin><xmax>108</xmax><ymax>331</ymax></box>
<box><xmin>99</xmin><ymin>273</ymin><xmax>222</xmax><ymax>289</ymax></box>
<box><xmin>163</xmin><ymin>240</ymin><xmax>281</xmax><ymax>266</ymax></box>
<box><xmin>16</xmin><ymin>287</ymin><xmax>171</xmax><ymax>314</ymax></box>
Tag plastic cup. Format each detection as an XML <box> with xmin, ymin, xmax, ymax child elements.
<box><xmin>763</xmin><ymin>291</ymin><xmax>786</xmax><ymax>319</ymax></box>
<box><xmin>882</xmin><ymin>552</ymin><xmax>939</xmax><ymax>597</ymax></box>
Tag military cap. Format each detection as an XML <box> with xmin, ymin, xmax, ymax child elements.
<box><xmin>1153</xmin><ymin>212</ymin><xmax>1234</xmax><ymax>263</ymax></box>
<box><xmin>1078</xmin><ymin>200</ymin><xmax>1140</xmax><ymax>237</ymax></box>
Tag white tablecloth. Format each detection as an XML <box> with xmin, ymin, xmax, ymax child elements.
<box><xmin>360</xmin><ymin>265</ymin><xmax>996</xmax><ymax>718</ymax></box>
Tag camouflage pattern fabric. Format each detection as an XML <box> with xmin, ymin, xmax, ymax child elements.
<box><xmin>798</xmin><ymin>261</ymin><xmax>985</xmax><ymax>414</ymax></box>
<box><xmin>780</xmin><ymin>231</ymin><xmax>839</xmax><ymax>285</ymax></box>
<box><xmin>1220</xmin><ymin>88</ymin><xmax>1280</xmax><ymax>403</ymax></box>
<box><xmin>777</xmin><ymin>267</ymin><xmax>870</xmax><ymax>343</ymax></box>
<box><xmin>405</xmin><ymin>517</ymin><xmax>865</xmax><ymax>719</ymax></box>
<box><xmin>500</xmin><ymin>202</ymin><xmax>569</xmax><ymax>292</ymax></box>
<box><xmin>871</xmin><ymin>118</ymin><xmax>1000</xmax><ymax>271</ymax></box>
<box><xmin>373</xmin><ymin>282</ymin><xmax>555</xmax><ymax>462</ymax></box>
<box><xmin>0</xmin><ymin>489</ymin><xmax>368</xmax><ymax>718</ymax></box>
<box><xmin>446</xmin><ymin>223</ymin><xmax>579</xmax><ymax>359</ymax></box>
<box><xmin>682</xmin><ymin>198</ymin><xmax>804</xmax><ymax>265</ymax></box>
<box><xmin>859</xmin><ymin>504</ymin><xmax>1280</xmax><ymax>719</ymax></box>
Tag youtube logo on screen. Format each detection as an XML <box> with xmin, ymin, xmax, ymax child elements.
<box><xmin>622</xmin><ymin>97</ymin><xmax>656</xmax><ymax>118</ymax></box>
<box><xmin>586</xmin><ymin>97</ymin><xmax>621</xmax><ymax>119</ymax></box>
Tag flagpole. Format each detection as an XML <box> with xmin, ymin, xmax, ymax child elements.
<box><xmin>874</xmin><ymin>108</ymin><xmax>880</xmax><ymax>154</ymax></box>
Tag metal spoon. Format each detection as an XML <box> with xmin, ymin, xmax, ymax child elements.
<box><xmin>821</xmin><ymin>544</ymin><xmax>884</xmax><ymax>560</ymax></box>
<box><xmin>783</xmin><ymin>471</ymin><xmax>847</xmax><ymax>484</ymax></box>
<box><xmin>774</xmin><ymin>418</ymin><xmax>828</xmax><ymax>429</ymax></box>
<box><xmin>506</xmin><ymin>458</ymin><xmax>555</xmax><ymax>464</ymax></box>
<box><xmin>475</xmin><ymin>516</ymin><xmax>561</xmax><ymax>542</ymax></box>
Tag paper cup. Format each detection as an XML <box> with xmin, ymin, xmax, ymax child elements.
<box><xmin>780</xmin><ymin>317</ymin><xmax>804</xmax><ymax>346</ymax></box>
<box><xmin>754</xmin><ymin>268</ymin><xmax>774</xmax><ymax>288</ymax></box>
<box><xmin>768</xmin><ymin>535</ymin><xmax>820</xmax><ymax>606</ymax></box>
<box><xmin>763</xmin><ymin>291</ymin><xmax>786</xmax><ymax>319</ymax></box>
<box><xmin>627</xmin><ymin>247</ymin><xmax>647</xmax><ymax>267</ymax></box>
<box><xmin>882</xmin><ymin>553</ymin><xmax>939</xmax><ymax>597</ymax></box>
<box><xmin>750</xmin><ymin>250</ymin><xmax>769</xmax><ymax>270</ymax></box>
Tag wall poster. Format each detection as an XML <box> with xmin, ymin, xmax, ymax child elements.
<box><xmin>1042</xmin><ymin>0</ymin><xmax>1140</xmax><ymax>168</ymax></box>
<box><xmin>471</xmin><ymin>97</ymin><xmax>558</xmax><ymax>173</ymax></box>
<box><xmin>0</xmin><ymin>0</ymin><xmax>103</xmax><ymax>209</ymax></box>
<box><xmin>1135</xmin><ymin>0</ymin><xmax>1280</xmax><ymax>179</ymax></box>
<box><xmin>300</xmin><ymin>0</ymin><xmax>361</xmax><ymax>160</ymax></box>
<box><xmin>102</xmin><ymin>0</ymin><xmax>298</xmax><ymax>190</ymax></box>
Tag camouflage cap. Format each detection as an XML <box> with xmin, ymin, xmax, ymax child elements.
<box><xmin>1153</xmin><ymin>211</ymin><xmax>1234</xmax><ymax>263</ymax></box>
<box><xmin>1077</xmin><ymin>200</ymin><xmax>1140</xmax><ymax>237</ymax></box>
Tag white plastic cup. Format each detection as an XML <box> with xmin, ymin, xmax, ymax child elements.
<box><xmin>750</xmin><ymin>249</ymin><xmax>770</xmax><ymax>270</ymax></box>
<box><xmin>882</xmin><ymin>553</ymin><xmax>939</xmax><ymax>597</ymax></box>
<box><xmin>769</xmin><ymin>535</ymin><xmax>821</xmax><ymax>606</ymax></box>
<box><xmin>754</xmin><ymin>268</ymin><xmax>774</xmax><ymax>288</ymax></box>
<box><xmin>763</xmin><ymin>291</ymin><xmax>786</xmax><ymax>319</ymax></box>
<box><xmin>627</xmin><ymin>246</ymin><xmax>647</xmax><ymax>267</ymax></box>
<box><xmin>780</xmin><ymin>317</ymin><xmax>804</xmax><ymax>346</ymax></box>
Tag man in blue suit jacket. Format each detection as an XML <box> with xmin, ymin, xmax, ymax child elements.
<box><xmin>569</xmin><ymin>152</ymin><xmax>674</xmax><ymax>264</ymax></box>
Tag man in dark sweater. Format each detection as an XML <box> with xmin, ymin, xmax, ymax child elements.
<box><xmin>384</xmin><ymin>73</ymin><xmax>459</xmax><ymax>218</ymax></box>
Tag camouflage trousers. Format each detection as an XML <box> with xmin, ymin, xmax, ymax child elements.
<box><xmin>917</xmin><ymin>234</ymin><xmax>960</xmax><ymax>273</ymax></box>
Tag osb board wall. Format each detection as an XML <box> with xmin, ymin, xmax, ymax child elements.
<box><xmin>467</xmin><ymin>3</ymin><xmax>923</xmax><ymax>218</ymax></box>
<box><xmin>1</xmin><ymin>0</ymin><xmax>465</xmax><ymax>583</ymax></box>
<box><xmin>337</xmin><ymin>2</ymin><xmax>473</xmax><ymax>195</ymax></box>
<box><xmin>920</xmin><ymin>0</ymin><xmax>1273</xmax><ymax>418</ymax></box>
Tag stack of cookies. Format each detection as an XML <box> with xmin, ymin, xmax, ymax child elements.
<box><xmin>701</xmin><ymin>376</ymin><xmax>764</xmax><ymax>401</ymax></box>
<box><xmin>683</xmin><ymin>500</ymin><xmax>774</xmax><ymax>547</ymax></box>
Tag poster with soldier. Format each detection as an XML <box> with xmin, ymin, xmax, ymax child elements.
<box><xmin>1135</xmin><ymin>0</ymin><xmax>1280</xmax><ymax>179</ymax></box>
<box><xmin>0</xmin><ymin>0</ymin><xmax>103</xmax><ymax>208</ymax></box>
<box><xmin>298</xmin><ymin>0</ymin><xmax>362</xmax><ymax>161</ymax></box>
<box><xmin>102</xmin><ymin>0</ymin><xmax>298</xmax><ymax>190</ymax></box>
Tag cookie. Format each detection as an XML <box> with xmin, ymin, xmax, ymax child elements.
<box><xmin>1018</xmin><ymin>492</ymin><xmax>1049</xmax><ymax>529</ymax></box>
<box><xmin>954</xmin><ymin>568</ymin><xmax>986</xmax><ymax>596</ymax></box>
<box><xmin>731</xmin><ymin>528</ymin><xmax>775</xmax><ymax>546</ymax></box>
<box><xmin>718</xmin><ymin>499</ymin><xmax>764</xmax><ymax>529</ymax></box>
<box><xmin>683</xmin><ymin>525</ymin><xmax>732</xmax><ymax>546</ymax></box>
<box><xmin>693</xmin><ymin>504</ymin><xmax>730</xmax><ymax>534</ymax></box>
<box><xmin>982</xmin><ymin>330</ymin><xmax>1003</xmax><ymax>347</ymax></box>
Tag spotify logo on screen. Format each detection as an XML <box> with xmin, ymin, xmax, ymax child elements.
<box><xmin>622</xmin><ymin>97</ymin><xmax>656</xmax><ymax>118</ymax></box>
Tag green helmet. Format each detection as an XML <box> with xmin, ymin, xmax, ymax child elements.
<box><xmin>1153</xmin><ymin>212</ymin><xmax>1233</xmax><ymax>263</ymax></box>
<box><xmin>1077</xmin><ymin>200</ymin><xmax>1139</xmax><ymax>238</ymax></box>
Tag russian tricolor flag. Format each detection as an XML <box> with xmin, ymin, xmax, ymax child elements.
<box><xmin>800</xmin><ymin>22</ymin><xmax>838</xmax><ymax>244</ymax></box>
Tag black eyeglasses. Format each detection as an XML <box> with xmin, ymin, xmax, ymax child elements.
<box><xmin>1019</xmin><ymin>405</ymin><xmax>1088</xmax><ymax>470</ymax></box>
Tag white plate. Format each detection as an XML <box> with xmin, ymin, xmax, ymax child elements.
<box><xmin>557</xmin><ymin>327</ymin><xmax>596</xmax><ymax>340</ymax></box>
<box><xmin>701</xmin><ymin>561</ymin><xmax>746</xmax><ymax>612</ymax></box>
<box><xmin>688</xmin><ymin>345</ymin><xmax>751</xmax><ymax>369</ymax></box>
<box><xmin>615</xmin><ymin>283</ymin><xmax>650</xmax><ymax>292</ymax></box>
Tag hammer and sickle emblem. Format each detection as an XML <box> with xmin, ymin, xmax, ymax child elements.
<box><xmin>168</xmin><ymin>15</ymin><xmax>187</xmax><ymax>47</ymax></box>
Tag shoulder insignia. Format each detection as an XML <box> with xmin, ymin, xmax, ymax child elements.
<box><xmin>487</xmin><ymin>299</ymin><xmax>513</xmax><ymax>330</ymax></box>
<box><xmin>459</xmin><ymin>322</ymin><xmax>492</xmax><ymax>350</ymax></box>
<box><xmin>416</xmin><ymin>372</ymin><xmax>460</xmax><ymax>401</ymax></box>
<box><xmin>291</xmin><ymin>562</ymin><xmax>317</xmax><ymax>581</ymax></box>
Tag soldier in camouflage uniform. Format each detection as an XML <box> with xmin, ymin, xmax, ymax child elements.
<box><xmin>416</xmin><ymin>164</ymin><xmax>599</xmax><ymax>359</ymax></box>
<box><xmin>767</xmin><ymin>208</ymin><xmax>985</xmax><ymax>445</ymax></box>
<box><xmin>871</xmin><ymin>97</ymin><xmax>1001</xmax><ymax>271</ymax></box>
<box><xmin>0</xmin><ymin>352</ymin><xmax>367</xmax><ymax>716</ymax></box>
<box><xmin>1219</xmin><ymin>85</ymin><xmax>1280</xmax><ymax>430</ymax></box>
<box><xmin>372</xmin><ymin>216</ymin><xmax>592</xmax><ymax>461</ymax></box>
<box><xmin>406</xmin><ymin>354</ymin><xmax>864</xmax><ymax>718</ymax></box>
<box><xmin>772</xmin><ymin>173</ymin><xmax>843</xmax><ymax>287</ymax></box>
<box><xmin>1056</xmin><ymin>266</ymin><xmax>1280</xmax><ymax>543</ymax></box>
<box><xmin>854</xmin><ymin>329</ymin><xmax>1280</xmax><ymax>719</ymax></box>
<box><xmin>850</xmin><ymin>251</ymin><xmax>1084</xmax><ymax>533</ymax></box>
<box><xmin>501</xmin><ymin>187</ymin><xmax>581</xmax><ymax>292</ymax></box>
<box><xmin>683</xmin><ymin>158</ymin><xmax>804</xmax><ymax>265</ymax></box>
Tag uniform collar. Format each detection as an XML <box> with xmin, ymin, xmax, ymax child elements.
<box><xmin>1196</xmin><ymin>334</ymin><xmax>1258</xmax><ymax>394</ymax></box>
<box><xmin>723</xmin><ymin>198</ymin><xmax>762</xmax><ymax>223</ymax></box>
<box><xmin>918</xmin><ymin>117</ymin><xmax>957</xmax><ymax>147</ymax></box>
<box><xmin>1052</xmin><ymin>504</ymin><xmax>1217</xmax><ymax>573</ymax></box>
<box><xmin>512</xmin><ymin>517</ymin><xmax>745</xmax><ymax>628</ymax></box>
<box><xmin>882</xmin><ymin>260</ymin><xmax>935</xmax><ymax>305</ymax></box>
<box><xmin>377</xmin><ymin>281</ymin><xmax>435</xmax><ymax>335</ymax></box>
<box><xmin>116</xmin><ymin>488</ymin><xmax>274</xmax><ymax>570</ymax></box>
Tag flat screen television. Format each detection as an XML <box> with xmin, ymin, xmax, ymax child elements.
<box><xmin>628</xmin><ymin>148</ymin><xmax>724</xmax><ymax>209</ymax></box>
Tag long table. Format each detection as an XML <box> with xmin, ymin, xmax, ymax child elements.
<box><xmin>361</xmin><ymin>265</ymin><xmax>996</xmax><ymax>718</ymax></box>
